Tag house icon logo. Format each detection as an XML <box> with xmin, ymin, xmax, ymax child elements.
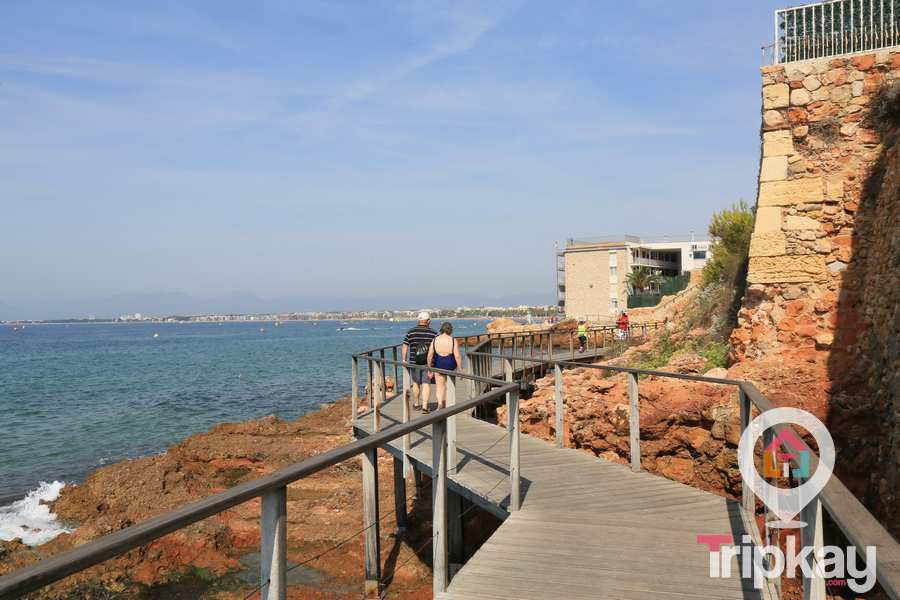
<box><xmin>737</xmin><ymin>407</ymin><xmax>835</xmax><ymax>529</ymax></box>
<box><xmin>762</xmin><ymin>428</ymin><xmax>810</xmax><ymax>479</ymax></box>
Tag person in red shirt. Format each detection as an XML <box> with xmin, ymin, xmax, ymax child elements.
<box><xmin>616</xmin><ymin>312</ymin><xmax>630</xmax><ymax>338</ymax></box>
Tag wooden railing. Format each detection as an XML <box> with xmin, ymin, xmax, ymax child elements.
<box><xmin>466</xmin><ymin>345</ymin><xmax>900</xmax><ymax>600</ymax></box>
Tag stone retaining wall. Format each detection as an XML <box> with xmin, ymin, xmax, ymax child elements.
<box><xmin>731</xmin><ymin>51</ymin><xmax>900</xmax><ymax>364</ymax></box>
<box><xmin>731</xmin><ymin>50</ymin><xmax>900</xmax><ymax>534</ymax></box>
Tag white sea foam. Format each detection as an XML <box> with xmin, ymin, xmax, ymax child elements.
<box><xmin>0</xmin><ymin>481</ymin><xmax>74</xmax><ymax>546</ymax></box>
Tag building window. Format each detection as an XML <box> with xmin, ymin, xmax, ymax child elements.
<box><xmin>608</xmin><ymin>250</ymin><xmax>617</xmax><ymax>266</ymax></box>
<box><xmin>693</xmin><ymin>250</ymin><xmax>706</xmax><ymax>259</ymax></box>
<box><xmin>609</xmin><ymin>298</ymin><xmax>618</xmax><ymax>313</ymax></box>
<box><xmin>609</xmin><ymin>265</ymin><xmax>617</xmax><ymax>279</ymax></box>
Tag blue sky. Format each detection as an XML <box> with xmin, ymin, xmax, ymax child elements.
<box><xmin>1</xmin><ymin>1</ymin><xmax>786</xmax><ymax>318</ymax></box>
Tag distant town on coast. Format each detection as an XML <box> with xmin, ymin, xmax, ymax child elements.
<box><xmin>1</xmin><ymin>304</ymin><xmax>559</xmax><ymax>325</ymax></box>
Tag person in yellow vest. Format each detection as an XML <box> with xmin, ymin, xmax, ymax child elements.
<box><xmin>577</xmin><ymin>321</ymin><xmax>588</xmax><ymax>353</ymax></box>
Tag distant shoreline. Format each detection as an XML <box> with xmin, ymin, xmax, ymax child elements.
<box><xmin>1</xmin><ymin>315</ymin><xmax>533</xmax><ymax>326</ymax></box>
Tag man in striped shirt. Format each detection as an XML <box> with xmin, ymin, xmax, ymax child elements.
<box><xmin>401</xmin><ymin>311</ymin><xmax>437</xmax><ymax>412</ymax></box>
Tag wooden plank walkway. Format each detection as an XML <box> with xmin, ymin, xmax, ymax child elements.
<box><xmin>353</xmin><ymin>394</ymin><xmax>773</xmax><ymax>600</ymax></box>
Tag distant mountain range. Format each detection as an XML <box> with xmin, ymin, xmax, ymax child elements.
<box><xmin>0</xmin><ymin>290</ymin><xmax>554</xmax><ymax>321</ymax></box>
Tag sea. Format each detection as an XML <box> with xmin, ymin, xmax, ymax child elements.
<box><xmin>0</xmin><ymin>319</ymin><xmax>486</xmax><ymax>544</ymax></box>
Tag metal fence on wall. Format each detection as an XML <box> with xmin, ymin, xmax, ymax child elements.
<box><xmin>775</xmin><ymin>0</ymin><xmax>900</xmax><ymax>63</ymax></box>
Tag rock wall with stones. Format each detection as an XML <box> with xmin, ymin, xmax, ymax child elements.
<box><xmin>732</xmin><ymin>51</ymin><xmax>900</xmax><ymax>363</ymax></box>
<box><xmin>731</xmin><ymin>50</ymin><xmax>900</xmax><ymax>536</ymax></box>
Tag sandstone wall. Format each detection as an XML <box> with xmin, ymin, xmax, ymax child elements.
<box><xmin>731</xmin><ymin>50</ymin><xmax>900</xmax><ymax>535</ymax></box>
<box><xmin>732</xmin><ymin>51</ymin><xmax>900</xmax><ymax>363</ymax></box>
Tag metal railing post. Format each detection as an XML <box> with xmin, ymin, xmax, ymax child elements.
<box><xmin>447</xmin><ymin>375</ymin><xmax>457</xmax><ymax>469</ymax></box>
<box><xmin>502</xmin><ymin>357</ymin><xmax>520</xmax><ymax>511</ymax></box>
<box><xmin>351</xmin><ymin>356</ymin><xmax>359</xmax><ymax>419</ymax></box>
<box><xmin>260</xmin><ymin>486</ymin><xmax>287</xmax><ymax>600</ymax></box>
<box><xmin>366</xmin><ymin>360</ymin><xmax>372</xmax><ymax>409</ymax></box>
<box><xmin>372</xmin><ymin>361</ymin><xmax>383</xmax><ymax>432</ymax></box>
<box><xmin>508</xmin><ymin>386</ymin><xmax>521</xmax><ymax>512</ymax></box>
<box><xmin>554</xmin><ymin>364</ymin><xmax>564</xmax><ymax>448</ymax></box>
<box><xmin>800</xmin><ymin>491</ymin><xmax>826</xmax><ymax>600</ymax></box>
<box><xmin>391</xmin><ymin>346</ymin><xmax>399</xmax><ymax>388</ymax></box>
<box><xmin>393</xmin><ymin>455</ymin><xmax>407</xmax><ymax>532</ymax></box>
<box><xmin>627</xmin><ymin>373</ymin><xmax>641</xmax><ymax>472</ymax></box>
<box><xmin>362</xmin><ymin>447</ymin><xmax>381</xmax><ymax>598</ymax></box>
<box><xmin>432</xmin><ymin>419</ymin><xmax>449</xmax><ymax>594</ymax></box>
<box><xmin>761</xmin><ymin>427</ymin><xmax>781</xmax><ymax>598</ymax></box>
<box><xmin>402</xmin><ymin>364</ymin><xmax>411</xmax><ymax>477</ymax></box>
<box><xmin>739</xmin><ymin>387</ymin><xmax>754</xmax><ymax>514</ymax></box>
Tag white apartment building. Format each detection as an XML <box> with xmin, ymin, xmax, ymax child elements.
<box><xmin>556</xmin><ymin>235</ymin><xmax>710</xmax><ymax>320</ymax></box>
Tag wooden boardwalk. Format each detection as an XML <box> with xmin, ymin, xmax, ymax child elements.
<box><xmin>353</xmin><ymin>394</ymin><xmax>774</xmax><ymax>600</ymax></box>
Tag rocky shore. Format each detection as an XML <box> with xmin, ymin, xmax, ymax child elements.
<box><xmin>0</xmin><ymin>398</ymin><xmax>449</xmax><ymax>599</ymax></box>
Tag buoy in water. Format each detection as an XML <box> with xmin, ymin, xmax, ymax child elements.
<box><xmin>153</xmin><ymin>333</ymin><xmax>160</xmax><ymax>338</ymax></box>
<box><xmin>259</xmin><ymin>327</ymin><xmax>266</xmax><ymax>333</ymax></box>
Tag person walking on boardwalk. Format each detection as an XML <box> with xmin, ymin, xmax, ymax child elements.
<box><xmin>577</xmin><ymin>320</ymin><xmax>588</xmax><ymax>353</ymax></box>
<box><xmin>427</xmin><ymin>322</ymin><xmax>462</xmax><ymax>412</ymax></box>
<box><xmin>401</xmin><ymin>311</ymin><xmax>437</xmax><ymax>412</ymax></box>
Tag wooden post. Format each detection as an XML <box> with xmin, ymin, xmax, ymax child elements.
<box><xmin>432</xmin><ymin>420</ymin><xmax>449</xmax><ymax>595</ymax></box>
<box><xmin>372</xmin><ymin>361</ymin><xmax>383</xmax><ymax>432</ymax></box>
<box><xmin>800</xmin><ymin>493</ymin><xmax>826</xmax><ymax>600</ymax></box>
<box><xmin>393</xmin><ymin>456</ymin><xmax>407</xmax><ymax>532</ymax></box>
<box><xmin>362</xmin><ymin>448</ymin><xmax>381</xmax><ymax>598</ymax></box>
<box><xmin>554</xmin><ymin>364</ymin><xmax>564</xmax><ymax>448</ymax></box>
<box><xmin>402</xmin><ymin>364</ymin><xmax>411</xmax><ymax>477</ymax></box>
<box><xmin>627</xmin><ymin>372</ymin><xmax>641</xmax><ymax>472</ymax></box>
<box><xmin>448</xmin><ymin>490</ymin><xmax>465</xmax><ymax>569</ymax></box>
<box><xmin>508</xmin><ymin>386</ymin><xmax>521</xmax><ymax>512</ymax></box>
<box><xmin>739</xmin><ymin>387</ymin><xmax>754</xmax><ymax>514</ymax></box>
<box><xmin>447</xmin><ymin>375</ymin><xmax>457</xmax><ymax>469</ymax></box>
<box><xmin>351</xmin><ymin>356</ymin><xmax>359</xmax><ymax>421</ymax></box>
<box><xmin>260</xmin><ymin>487</ymin><xmax>287</xmax><ymax>600</ymax></box>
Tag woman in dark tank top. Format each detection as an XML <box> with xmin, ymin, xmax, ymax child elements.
<box><xmin>427</xmin><ymin>322</ymin><xmax>462</xmax><ymax>411</ymax></box>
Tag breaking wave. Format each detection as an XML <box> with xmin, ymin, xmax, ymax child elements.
<box><xmin>0</xmin><ymin>481</ymin><xmax>73</xmax><ymax>546</ymax></box>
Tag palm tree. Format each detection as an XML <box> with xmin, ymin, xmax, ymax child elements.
<box><xmin>626</xmin><ymin>267</ymin><xmax>653</xmax><ymax>294</ymax></box>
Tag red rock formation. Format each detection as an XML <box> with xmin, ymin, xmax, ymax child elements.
<box><xmin>0</xmin><ymin>399</ymin><xmax>438</xmax><ymax>598</ymax></box>
<box><xmin>499</xmin><ymin>361</ymin><xmax>747</xmax><ymax>498</ymax></box>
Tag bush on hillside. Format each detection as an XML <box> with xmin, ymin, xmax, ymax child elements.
<box><xmin>702</xmin><ymin>200</ymin><xmax>754</xmax><ymax>288</ymax></box>
<box><xmin>685</xmin><ymin>200</ymin><xmax>755</xmax><ymax>340</ymax></box>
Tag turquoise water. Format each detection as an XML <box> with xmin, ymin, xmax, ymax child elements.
<box><xmin>0</xmin><ymin>320</ymin><xmax>485</xmax><ymax>504</ymax></box>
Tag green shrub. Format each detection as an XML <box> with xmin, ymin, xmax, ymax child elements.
<box><xmin>697</xmin><ymin>340</ymin><xmax>729</xmax><ymax>370</ymax></box>
<box><xmin>702</xmin><ymin>200</ymin><xmax>754</xmax><ymax>288</ymax></box>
